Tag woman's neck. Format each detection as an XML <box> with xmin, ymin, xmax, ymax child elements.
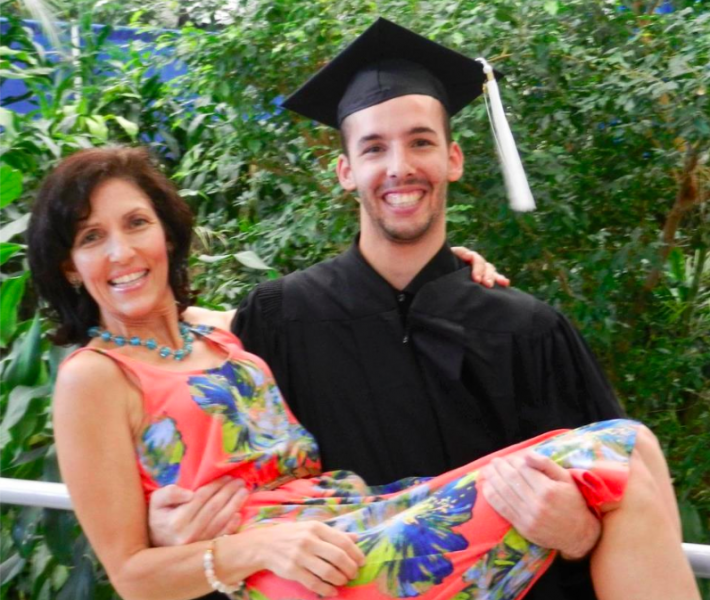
<box><xmin>98</xmin><ymin>305</ymin><xmax>184</xmax><ymax>349</ymax></box>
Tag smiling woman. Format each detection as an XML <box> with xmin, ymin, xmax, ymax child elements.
<box><xmin>65</xmin><ymin>179</ymin><xmax>173</xmax><ymax>326</ymax></box>
<box><xmin>27</xmin><ymin>147</ymin><xmax>194</xmax><ymax>346</ymax></box>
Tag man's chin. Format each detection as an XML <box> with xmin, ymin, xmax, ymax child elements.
<box><xmin>381</xmin><ymin>226</ymin><xmax>432</xmax><ymax>244</ymax></box>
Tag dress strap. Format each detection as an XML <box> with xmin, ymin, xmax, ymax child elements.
<box><xmin>185</xmin><ymin>323</ymin><xmax>245</xmax><ymax>353</ymax></box>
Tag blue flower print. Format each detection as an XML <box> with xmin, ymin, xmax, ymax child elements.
<box><xmin>188</xmin><ymin>360</ymin><xmax>319</xmax><ymax>475</ymax></box>
<box><xmin>342</xmin><ymin>474</ymin><xmax>478</xmax><ymax>597</ymax></box>
<box><xmin>137</xmin><ymin>416</ymin><xmax>185</xmax><ymax>486</ymax></box>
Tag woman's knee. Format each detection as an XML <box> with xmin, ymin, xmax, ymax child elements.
<box><xmin>634</xmin><ymin>425</ymin><xmax>662</xmax><ymax>459</ymax></box>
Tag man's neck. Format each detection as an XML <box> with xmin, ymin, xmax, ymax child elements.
<box><xmin>359</xmin><ymin>229</ymin><xmax>446</xmax><ymax>291</ymax></box>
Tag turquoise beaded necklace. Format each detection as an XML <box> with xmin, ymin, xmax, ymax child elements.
<box><xmin>87</xmin><ymin>322</ymin><xmax>195</xmax><ymax>361</ymax></box>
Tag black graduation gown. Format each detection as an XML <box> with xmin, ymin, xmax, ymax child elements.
<box><xmin>232</xmin><ymin>240</ymin><xmax>624</xmax><ymax>600</ymax></box>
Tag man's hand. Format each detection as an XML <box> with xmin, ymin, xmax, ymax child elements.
<box><xmin>451</xmin><ymin>247</ymin><xmax>511</xmax><ymax>288</ymax></box>
<box><xmin>148</xmin><ymin>477</ymin><xmax>248</xmax><ymax>547</ymax></box>
<box><xmin>480</xmin><ymin>451</ymin><xmax>601</xmax><ymax>560</ymax></box>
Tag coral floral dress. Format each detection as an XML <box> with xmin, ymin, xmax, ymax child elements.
<box><xmin>70</xmin><ymin>325</ymin><xmax>639</xmax><ymax>600</ymax></box>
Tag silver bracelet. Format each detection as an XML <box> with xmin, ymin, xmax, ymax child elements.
<box><xmin>203</xmin><ymin>538</ymin><xmax>245</xmax><ymax>599</ymax></box>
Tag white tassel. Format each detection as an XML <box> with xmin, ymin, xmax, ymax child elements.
<box><xmin>476</xmin><ymin>58</ymin><xmax>536</xmax><ymax>212</ymax></box>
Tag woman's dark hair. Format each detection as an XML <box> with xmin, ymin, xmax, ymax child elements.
<box><xmin>27</xmin><ymin>146</ymin><xmax>195</xmax><ymax>346</ymax></box>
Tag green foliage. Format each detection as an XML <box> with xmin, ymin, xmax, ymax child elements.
<box><xmin>1</xmin><ymin>0</ymin><xmax>708</xmax><ymax>597</ymax></box>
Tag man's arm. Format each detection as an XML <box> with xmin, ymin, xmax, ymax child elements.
<box><xmin>481</xmin><ymin>306</ymin><xmax>623</xmax><ymax>560</ymax></box>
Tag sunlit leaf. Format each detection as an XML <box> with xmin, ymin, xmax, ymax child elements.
<box><xmin>0</xmin><ymin>242</ymin><xmax>23</xmax><ymax>265</ymax></box>
<box><xmin>0</xmin><ymin>553</ymin><xmax>26</xmax><ymax>586</ymax></box>
<box><xmin>0</xmin><ymin>164</ymin><xmax>23</xmax><ymax>208</ymax></box>
<box><xmin>112</xmin><ymin>115</ymin><xmax>139</xmax><ymax>139</ymax></box>
<box><xmin>233</xmin><ymin>250</ymin><xmax>271</xmax><ymax>270</ymax></box>
<box><xmin>0</xmin><ymin>213</ymin><xmax>30</xmax><ymax>243</ymax></box>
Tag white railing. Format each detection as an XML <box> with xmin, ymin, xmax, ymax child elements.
<box><xmin>1</xmin><ymin>477</ymin><xmax>73</xmax><ymax>510</ymax></box>
<box><xmin>1</xmin><ymin>477</ymin><xmax>709</xmax><ymax>578</ymax></box>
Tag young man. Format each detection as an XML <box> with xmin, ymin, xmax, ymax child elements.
<box><xmin>151</xmin><ymin>19</ymin><xmax>624</xmax><ymax>600</ymax></box>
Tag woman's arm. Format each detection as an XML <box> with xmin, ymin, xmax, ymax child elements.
<box><xmin>451</xmin><ymin>246</ymin><xmax>510</xmax><ymax>287</ymax></box>
<box><xmin>54</xmin><ymin>351</ymin><xmax>363</xmax><ymax>600</ymax></box>
<box><xmin>182</xmin><ymin>306</ymin><xmax>236</xmax><ymax>329</ymax></box>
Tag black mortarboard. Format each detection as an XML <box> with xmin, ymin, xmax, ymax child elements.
<box><xmin>283</xmin><ymin>17</ymin><xmax>498</xmax><ymax>129</ymax></box>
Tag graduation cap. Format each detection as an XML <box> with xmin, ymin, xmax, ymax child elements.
<box><xmin>283</xmin><ymin>17</ymin><xmax>535</xmax><ymax>212</ymax></box>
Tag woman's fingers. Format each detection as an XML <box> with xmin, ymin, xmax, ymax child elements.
<box><xmin>290</xmin><ymin>564</ymin><xmax>339</xmax><ymax>597</ymax></box>
<box><xmin>205</xmin><ymin>485</ymin><xmax>249</xmax><ymax>538</ymax></box>
<box><xmin>302</xmin><ymin>551</ymin><xmax>351</xmax><ymax>586</ymax></box>
<box><xmin>148</xmin><ymin>477</ymin><xmax>245</xmax><ymax>546</ymax></box>
<box><xmin>191</xmin><ymin>478</ymin><xmax>246</xmax><ymax>540</ymax></box>
<box><xmin>318</xmin><ymin>525</ymin><xmax>366</xmax><ymax>567</ymax></box>
<box><xmin>451</xmin><ymin>246</ymin><xmax>511</xmax><ymax>288</ymax></box>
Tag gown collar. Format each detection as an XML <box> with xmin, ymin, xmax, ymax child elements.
<box><xmin>347</xmin><ymin>234</ymin><xmax>462</xmax><ymax>300</ymax></box>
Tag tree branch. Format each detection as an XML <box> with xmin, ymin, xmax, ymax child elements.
<box><xmin>643</xmin><ymin>144</ymin><xmax>703</xmax><ymax>292</ymax></box>
<box><xmin>646</xmin><ymin>0</ymin><xmax>663</xmax><ymax>15</ymax></box>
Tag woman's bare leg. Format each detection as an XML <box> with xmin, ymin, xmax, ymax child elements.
<box><xmin>592</xmin><ymin>425</ymin><xmax>699</xmax><ymax>600</ymax></box>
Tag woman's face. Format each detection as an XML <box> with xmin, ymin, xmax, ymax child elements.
<box><xmin>63</xmin><ymin>178</ymin><xmax>175</xmax><ymax>327</ymax></box>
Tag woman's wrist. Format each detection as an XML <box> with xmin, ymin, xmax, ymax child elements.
<box><xmin>215</xmin><ymin>531</ymin><xmax>263</xmax><ymax>586</ymax></box>
<box><xmin>204</xmin><ymin>536</ymin><xmax>248</xmax><ymax>595</ymax></box>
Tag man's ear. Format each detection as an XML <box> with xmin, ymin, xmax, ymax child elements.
<box><xmin>336</xmin><ymin>153</ymin><xmax>357</xmax><ymax>191</ymax></box>
<box><xmin>447</xmin><ymin>141</ymin><xmax>464</xmax><ymax>183</ymax></box>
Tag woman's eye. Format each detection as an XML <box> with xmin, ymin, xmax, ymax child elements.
<box><xmin>130</xmin><ymin>216</ymin><xmax>149</xmax><ymax>228</ymax></box>
<box><xmin>78</xmin><ymin>231</ymin><xmax>100</xmax><ymax>245</ymax></box>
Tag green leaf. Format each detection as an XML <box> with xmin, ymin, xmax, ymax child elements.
<box><xmin>0</xmin><ymin>107</ymin><xmax>17</xmax><ymax>138</ymax></box>
<box><xmin>0</xmin><ymin>553</ymin><xmax>26</xmax><ymax>586</ymax></box>
<box><xmin>0</xmin><ymin>384</ymin><xmax>52</xmax><ymax>448</ymax></box>
<box><xmin>3</xmin><ymin>313</ymin><xmax>44</xmax><ymax>388</ymax></box>
<box><xmin>196</xmin><ymin>253</ymin><xmax>230</xmax><ymax>264</ymax></box>
<box><xmin>0</xmin><ymin>273</ymin><xmax>28</xmax><ymax>346</ymax></box>
<box><xmin>44</xmin><ymin>511</ymin><xmax>77</xmax><ymax>566</ymax></box>
<box><xmin>679</xmin><ymin>501</ymin><xmax>708</xmax><ymax>544</ymax></box>
<box><xmin>0</xmin><ymin>213</ymin><xmax>30</xmax><ymax>243</ymax></box>
<box><xmin>0</xmin><ymin>164</ymin><xmax>23</xmax><ymax>208</ymax></box>
<box><xmin>543</xmin><ymin>0</ymin><xmax>559</xmax><ymax>15</ymax></box>
<box><xmin>56</xmin><ymin>538</ymin><xmax>95</xmax><ymax>600</ymax></box>
<box><xmin>85</xmin><ymin>116</ymin><xmax>108</xmax><ymax>141</ymax></box>
<box><xmin>112</xmin><ymin>115</ymin><xmax>139</xmax><ymax>139</ymax></box>
<box><xmin>30</xmin><ymin>542</ymin><xmax>55</xmax><ymax>599</ymax></box>
<box><xmin>233</xmin><ymin>250</ymin><xmax>271</xmax><ymax>270</ymax></box>
<box><xmin>12</xmin><ymin>506</ymin><xmax>42</xmax><ymax>558</ymax></box>
<box><xmin>0</xmin><ymin>242</ymin><xmax>23</xmax><ymax>265</ymax></box>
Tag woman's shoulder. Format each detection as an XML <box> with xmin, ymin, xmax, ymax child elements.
<box><xmin>57</xmin><ymin>347</ymin><xmax>130</xmax><ymax>392</ymax></box>
<box><xmin>183</xmin><ymin>306</ymin><xmax>236</xmax><ymax>331</ymax></box>
<box><xmin>55</xmin><ymin>347</ymin><xmax>136</xmax><ymax>417</ymax></box>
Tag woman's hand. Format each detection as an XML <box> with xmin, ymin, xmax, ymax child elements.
<box><xmin>452</xmin><ymin>247</ymin><xmax>510</xmax><ymax>288</ymax></box>
<box><xmin>149</xmin><ymin>478</ymin><xmax>248</xmax><ymax>546</ymax></box>
<box><xmin>250</xmin><ymin>522</ymin><xmax>366</xmax><ymax>597</ymax></box>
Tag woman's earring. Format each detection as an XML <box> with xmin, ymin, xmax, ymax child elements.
<box><xmin>68</xmin><ymin>275</ymin><xmax>83</xmax><ymax>292</ymax></box>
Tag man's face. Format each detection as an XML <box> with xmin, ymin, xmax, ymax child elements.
<box><xmin>337</xmin><ymin>94</ymin><xmax>464</xmax><ymax>246</ymax></box>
